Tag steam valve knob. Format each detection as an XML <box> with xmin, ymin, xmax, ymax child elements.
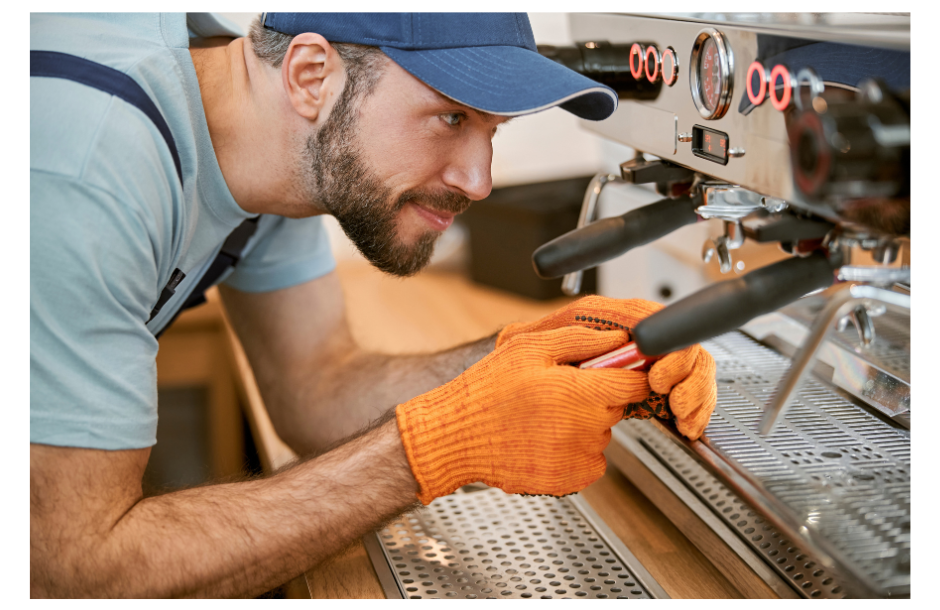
<box><xmin>788</xmin><ymin>79</ymin><xmax>909</xmax><ymax>203</ymax></box>
<box><xmin>538</xmin><ymin>41</ymin><xmax>662</xmax><ymax>100</ymax></box>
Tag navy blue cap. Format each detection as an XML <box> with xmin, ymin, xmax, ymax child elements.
<box><xmin>262</xmin><ymin>13</ymin><xmax>617</xmax><ymax>121</ymax></box>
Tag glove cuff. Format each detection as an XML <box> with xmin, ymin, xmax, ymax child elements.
<box><xmin>395</xmin><ymin>386</ymin><xmax>497</xmax><ymax>505</ymax></box>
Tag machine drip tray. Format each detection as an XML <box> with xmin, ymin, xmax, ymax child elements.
<box><xmin>611</xmin><ymin>330</ymin><xmax>911</xmax><ymax>598</ymax></box>
<box><xmin>364</xmin><ymin>487</ymin><xmax>668</xmax><ymax>599</ymax></box>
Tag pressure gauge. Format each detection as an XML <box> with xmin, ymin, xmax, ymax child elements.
<box><xmin>689</xmin><ymin>28</ymin><xmax>734</xmax><ymax>120</ymax></box>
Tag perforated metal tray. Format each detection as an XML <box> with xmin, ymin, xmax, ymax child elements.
<box><xmin>366</xmin><ymin>488</ymin><xmax>668</xmax><ymax>599</ymax></box>
<box><xmin>614</xmin><ymin>331</ymin><xmax>910</xmax><ymax>598</ymax></box>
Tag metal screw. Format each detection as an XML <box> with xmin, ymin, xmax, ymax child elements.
<box><xmin>761</xmin><ymin>197</ymin><xmax>788</xmax><ymax>213</ymax></box>
<box><xmin>702</xmin><ymin>240</ymin><xmax>716</xmax><ymax>263</ymax></box>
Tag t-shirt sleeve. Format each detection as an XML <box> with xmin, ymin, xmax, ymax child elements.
<box><xmin>31</xmin><ymin>171</ymin><xmax>161</xmax><ymax>450</ymax></box>
<box><xmin>222</xmin><ymin>215</ymin><xmax>337</xmax><ymax>293</ymax></box>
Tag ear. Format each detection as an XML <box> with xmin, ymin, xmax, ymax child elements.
<box><xmin>281</xmin><ymin>32</ymin><xmax>344</xmax><ymax>123</ymax></box>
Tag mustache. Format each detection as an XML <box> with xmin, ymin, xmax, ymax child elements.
<box><xmin>396</xmin><ymin>188</ymin><xmax>472</xmax><ymax>216</ymax></box>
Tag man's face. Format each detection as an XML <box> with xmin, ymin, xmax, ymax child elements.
<box><xmin>304</xmin><ymin>58</ymin><xmax>508</xmax><ymax>277</ymax></box>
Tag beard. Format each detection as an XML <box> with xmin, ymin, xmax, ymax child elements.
<box><xmin>302</xmin><ymin>90</ymin><xmax>471</xmax><ymax>277</ymax></box>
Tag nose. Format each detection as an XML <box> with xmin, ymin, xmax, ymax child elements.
<box><xmin>441</xmin><ymin>135</ymin><xmax>494</xmax><ymax>201</ymax></box>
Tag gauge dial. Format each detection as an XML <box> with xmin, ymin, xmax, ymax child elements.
<box><xmin>699</xmin><ymin>38</ymin><xmax>720</xmax><ymax>111</ymax></box>
<box><xmin>690</xmin><ymin>29</ymin><xmax>734</xmax><ymax>120</ymax></box>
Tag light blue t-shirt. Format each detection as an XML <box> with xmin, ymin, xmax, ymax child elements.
<box><xmin>31</xmin><ymin>13</ymin><xmax>336</xmax><ymax>450</ymax></box>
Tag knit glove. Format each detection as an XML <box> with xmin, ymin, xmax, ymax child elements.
<box><xmin>497</xmin><ymin>296</ymin><xmax>717</xmax><ymax>440</ymax></box>
<box><xmin>396</xmin><ymin>326</ymin><xmax>650</xmax><ymax>505</ymax></box>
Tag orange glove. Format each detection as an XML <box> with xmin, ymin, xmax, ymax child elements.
<box><xmin>497</xmin><ymin>296</ymin><xmax>717</xmax><ymax>440</ymax></box>
<box><xmin>396</xmin><ymin>327</ymin><xmax>650</xmax><ymax>504</ymax></box>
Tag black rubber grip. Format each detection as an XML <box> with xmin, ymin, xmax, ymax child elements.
<box><xmin>532</xmin><ymin>195</ymin><xmax>697</xmax><ymax>279</ymax></box>
<box><xmin>632</xmin><ymin>251</ymin><xmax>837</xmax><ymax>356</ymax></box>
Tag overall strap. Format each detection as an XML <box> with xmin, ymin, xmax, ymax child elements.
<box><xmin>152</xmin><ymin>216</ymin><xmax>261</xmax><ymax>338</ymax></box>
<box><xmin>30</xmin><ymin>50</ymin><xmax>184</xmax><ymax>185</ymax></box>
<box><xmin>32</xmin><ymin>50</ymin><xmax>260</xmax><ymax>335</ymax></box>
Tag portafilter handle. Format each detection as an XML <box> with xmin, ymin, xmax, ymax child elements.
<box><xmin>535</xmin><ymin>193</ymin><xmax>699</xmax><ymax>287</ymax></box>
<box><xmin>632</xmin><ymin>251</ymin><xmax>838</xmax><ymax>357</ymax></box>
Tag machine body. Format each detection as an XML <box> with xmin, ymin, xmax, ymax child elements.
<box><xmin>535</xmin><ymin>13</ymin><xmax>910</xmax><ymax>599</ymax></box>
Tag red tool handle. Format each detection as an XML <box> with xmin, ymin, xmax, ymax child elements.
<box><xmin>578</xmin><ymin>341</ymin><xmax>661</xmax><ymax>371</ymax></box>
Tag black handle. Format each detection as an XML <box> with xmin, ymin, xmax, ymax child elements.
<box><xmin>632</xmin><ymin>251</ymin><xmax>837</xmax><ymax>356</ymax></box>
<box><xmin>532</xmin><ymin>195</ymin><xmax>697</xmax><ymax>279</ymax></box>
<box><xmin>620</xmin><ymin>158</ymin><xmax>695</xmax><ymax>185</ymax></box>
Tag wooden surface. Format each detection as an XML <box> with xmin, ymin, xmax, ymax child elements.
<box><xmin>156</xmin><ymin>289</ymin><xmax>243</xmax><ymax>480</ymax></box>
<box><xmin>336</xmin><ymin>260</ymin><xmax>572</xmax><ymax>354</ymax></box>
<box><xmin>225</xmin><ymin>259</ymin><xmax>747</xmax><ymax>598</ymax></box>
<box><xmin>580</xmin><ymin>470</ymin><xmax>742</xmax><ymax>599</ymax></box>
<box><xmin>602</xmin><ymin>442</ymin><xmax>788</xmax><ymax>598</ymax></box>
<box><xmin>221</xmin><ymin>302</ymin><xmax>298</xmax><ymax>474</ymax></box>
<box><xmin>305</xmin><ymin>542</ymin><xmax>386</xmax><ymax>599</ymax></box>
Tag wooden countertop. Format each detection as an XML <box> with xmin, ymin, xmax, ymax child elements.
<box><xmin>224</xmin><ymin>259</ymin><xmax>753</xmax><ymax>599</ymax></box>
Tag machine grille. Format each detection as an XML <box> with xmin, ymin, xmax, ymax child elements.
<box><xmin>374</xmin><ymin>488</ymin><xmax>657</xmax><ymax>599</ymax></box>
<box><xmin>625</xmin><ymin>331</ymin><xmax>910</xmax><ymax>597</ymax></box>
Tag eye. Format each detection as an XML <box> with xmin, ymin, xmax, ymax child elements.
<box><xmin>441</xmin><ymin>112</ymin><xmax>465</xmax><ymax>127</ymax></box>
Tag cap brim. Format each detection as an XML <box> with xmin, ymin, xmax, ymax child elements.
<box><xmin>380</xmin><ymin>45</ymin><xmax>618</xmax><ymax>121</ymax></box>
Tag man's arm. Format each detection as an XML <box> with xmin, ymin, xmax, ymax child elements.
<box><xmin>219</xmin><ymin>272</ymin><xmax>496</xmax><ymax>455</ymax></box>
<box><xmin>30</xmin><ymin>415</ymin><xmax>418</xmax><ymax>598</ymax></box>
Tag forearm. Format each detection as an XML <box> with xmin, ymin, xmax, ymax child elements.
<box><xmin>274</xmin><ymin>333</ymin><xmax>497</xmax><ymax>455</ymax></box>
<box><xmin>32</xmin><ymin>419</ymin><xmax>418</xmax><ymax>598</ymax></box>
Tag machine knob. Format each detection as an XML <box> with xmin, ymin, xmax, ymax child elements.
<box><xmin>661</xmin><ymin>47</ymin><xmax>679</xmax><ymax>86</ymax></box>
<box><xmin>788</xmin><ymin>79</ymin><xmax>909</xmax><ymax>204</ymax></box>
<box><xmin>538</xmin><ymin>41</ymin><xmax>662</xmax><ymax>100</ymax></box>
<box><xmin>644</xmin><ymin>45</ymin><xmax>661</xmax><ymax>83</ymax></box>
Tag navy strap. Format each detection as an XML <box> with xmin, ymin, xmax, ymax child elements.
<box><xmin>30</xmin><ymin>50</ymin><xmax>184</xmax><ymax>186</ymax></box>
<box><xmin>153</xmin><ymin>216</ymin><xmax>261</xmax><ymax>338</ymax></box>
<box><xmin>180</xmin><ymin>216</ymin><xmax>261</xmax><ymax>312</ymax></box>
<box><xmin>31</xmin><ymin>49</ymin><xmax>259</xmax><ymax>337</ymax></box>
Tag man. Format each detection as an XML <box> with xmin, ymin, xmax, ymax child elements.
<box><xmin>31</xmin><ymin>13</ymin><xmax>716</xmax><ymax>597</ymax></box>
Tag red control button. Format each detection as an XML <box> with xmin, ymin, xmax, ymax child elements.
<box><xmin>630</xmin><ymin>43</ymin><xmax>644</xmax><ymax>80</ymax></box>
<box><xmin>644</xmin><ymin>45</ymin><xmax>660</xmax><ymax>83</ymax></box>
<box><xmin>661</xmin><ymin>47</ymin><xmax>678</xmax><ymax>86</ymax></box>
<box><xmin>747</xmin><ymin>61</ymin><xmax>767</xmax><ymax>106</ymax></box>
<box><xmin>770</xmin><ymin>64</ymin><xmax>793</xmax><ymax>111</ymax></box>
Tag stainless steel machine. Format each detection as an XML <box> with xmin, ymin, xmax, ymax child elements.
<box><xmin>364</xmin><ymin>13</ymin><xmax>910</xmax><ymax>599</ymax></box>
<box><xmin>532</xmin><ymin>12</ymin><xmax>910</xmax><ymax>599</ymax></box>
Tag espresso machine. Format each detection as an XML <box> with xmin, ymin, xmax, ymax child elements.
<box><xmin>363</xmin><ymin>13</ymin><xmax>910</xmax><ymax>599</ymax></box>
<box><xmin>531</xmin><ymin>12</ymin><xmax>910</xmax><ymax>599</ymax></box>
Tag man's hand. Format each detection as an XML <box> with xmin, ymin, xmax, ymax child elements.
<box><xmin>397</xmin><ymin>326</ymin><xmax>650</xmax><ymax>504</ymax></box>
<box><xmin>497</xmin><ymin>296</ymin><xmax>717</xmax><ymax>440</ymax></box>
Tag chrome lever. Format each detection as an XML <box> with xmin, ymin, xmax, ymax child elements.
<box><xmin>837</xmin><ymin>304</ymin><xmax>878</xmax><ymax>347</ymax></box>
<box><xmin>561</xmin><ymin>172</ymin><xmax>624</xmax><ymax>296</ymax></box>
<box><xmin>701</xmin><ymin>219</ymin><xmax>745</xmax><ymax>274</ymax></box>
<box><xmin>758</xmin><ymin>283</ymin><xmax>911</xmax><ymax>435</ymax></box>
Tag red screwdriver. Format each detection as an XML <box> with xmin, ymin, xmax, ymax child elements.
<box><xmin>578</xmin><ymin>341</ymin><xmax>661</xmax><ymax>371</ymax></box>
